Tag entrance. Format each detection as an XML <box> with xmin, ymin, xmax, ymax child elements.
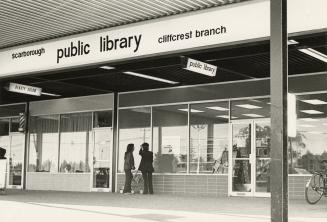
<box><xmin>229</xmin><ymin>119</ymin><xmax>271</xmax><ymax>197</ymax></box>
<box><xmin>0</xmin><ymin>133</ymin><xmax>25</xmax><ymax>189</ymax></box>
<box><xmin>91</xmin><ymin>128</ymin><xmax>112</xmax><ymax>192</ymax></box>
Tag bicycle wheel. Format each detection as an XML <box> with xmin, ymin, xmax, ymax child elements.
<box><xmin>305</xmin><ymin>173</ymin><xmax>324</xmax><ymax>204</ymax></box>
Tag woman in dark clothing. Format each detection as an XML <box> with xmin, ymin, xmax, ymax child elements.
<box><xmin>123</xmin><ymin>143</ymin><xmax>135</xmax><ymax>194</ymax></box>
<box><xmin>138</xmin><ymin>142</ymin><xmax>154</xmax><ymax>194</ymax></box>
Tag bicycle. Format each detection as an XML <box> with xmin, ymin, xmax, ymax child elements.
<box><xmin>305</xmin><ymin>160</ymin><xmax>327</xmax><ymax>204</ymax></box>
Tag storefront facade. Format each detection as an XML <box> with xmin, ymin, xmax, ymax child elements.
<box><xmin>25</xmin><ymin>94</ymin><xmax>115</xmax><ymax>192</ymax></box>
<box><xmin>5</xmin><ymin>73</ymin><xmax>321</xmax><ymax>199</ymax></box>
<box><xmin>0</xmin><ymin>0</ymin><xmax>325</xmax><ymax>199</ymax></box>
<box><xmin>0</xmin><ymin>103</ymin><xmax>27</xmax><ymax>190</ymax></box>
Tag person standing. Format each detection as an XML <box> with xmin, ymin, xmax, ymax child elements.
<box><xmin>123</xmin><ymin>143</ymin><xmax>135</xmax><ymax>194</ymax></box>
<box><xmin>138</xmin><ymin>142</ymin><xmax>154</xmax><ymax>194</ymax></box>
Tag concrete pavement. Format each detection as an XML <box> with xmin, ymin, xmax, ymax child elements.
<box><xmin>0</xmin><ymin>190</ymin><xmax>326</xmax><ymax>222</ymax></box>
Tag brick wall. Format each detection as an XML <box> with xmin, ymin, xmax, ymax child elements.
<box><xmin>26</xmin><ymin>173</ymin><xmax>91</xmax><ymax>192</ymax></box>
<box><xmin>117</xmin><ymin>173</ymin><xmax>228</xmax><ymax>196</ymax></box>
<box><xmin>25</xmin><ymin>172</ymin><xmax>310</xmax><ymax>198</ymax></box>
<box><xmin>118</xmin><ymin>174</ymin><xmax>311</xmax><ymax>199</ymax></box>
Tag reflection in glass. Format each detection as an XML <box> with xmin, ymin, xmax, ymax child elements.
<box><xmin>59</xmin><ymin>112</ymin><xmax>92</xmax><ymax>173</ymax></box>
<box><xmin>231</xmin><ymin>98</ymin><xmax>270</xmax><ymax>120</ymax></box>
<box><xmin>29</xmin><ymin>115</ymin><xmax>59</xmax><ymax>172</ymax></box>
<box><xmin>232</xmin><ymin>160</ymin><xmax>251</xmax><ymax>192</ymax></box>
<box><xmin>232</xmin><ymin>123</ymin><xmax>252</xmax><ymax>192</ymax></box>
<box><xmin>256</xmin><ymin>159</ymin><xmax>270</xmax><ymax>192</ymax></box>
<box><xmin>255</xmin><ymin>122</ymin><xmax>271</xmax><ymax>193</ymax></box>
<box><xmin>9</xmin><ymin>134</ymin><xmax>24</xmax><ymax>185</ymax></box>
<box><xmin>0</xmin><ymin>119</ymin><xmax>10</xmax><ymax>161</ymax></box>
<box><xmin>0</xmin><ymin>119</ymin><xmax>9</xmax><ymax>136</ymax></box>
<box><xmin>93</xmin><ymin>111</ymin><xmax>112</xmax><ymax>128</ymax></box>
<box><xmin>153</xmin><ymin>105</ymin><xmax>188</xmax><ymax>173</ymax></box>
<box><xmin>190</xmin><ymin>102</ymin><xmax>229</xmax><ymax>174</ymax></box>
<box><xmin>93</xmin><ymin>129</ymin><xmax>112</xmax><ymax>188</ymax></box>
<box><xmin>233</xmin><ymin>124</ymin><xmax>251</xmax><ymax>158</ymax></box>
<box><xmin>118</xmin><ymin>108</ymin><xmax>151</xmax><ymax>173</ymax></box>
<box><xmin>289</xmin><ymin>93</ymin><xmax>327</xmax><ymax>174</ymax></box>
<box><xmin>10</xmin><ymin>118</ymin><xmax>20</xmax><ymax>133</ymax></box>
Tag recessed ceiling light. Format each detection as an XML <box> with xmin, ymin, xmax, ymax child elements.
<box><xmin>287</xmin><ymin>40</ymin><xmax>299</xmax><ymax>45</ymax></box>
<box><xmin>300</xmin><ymin>110</ymin><xmax>324</xmax><ymax>114</ymax></box>
<box><xmin>301</xmin><ymin>99</ymin><xmax>327</xmax><ymax>105</ymax></box>
<box><xmin>301</xmin><ymin>118</ymin><xmax>319</xmax><ymax>122</ymax></box>
<box><xmin>178</xmin><ymin>108</ymin><xmax>204</xmax><ymax>113</ymax></box>
<box><xmin>206</xmin><ymin>106</ymin><xmax>229</xmax><ymax>111</ymax></box>
<box><xmin>242</xmin><ymin>114</ymin><xmax>264</xmax><ymax>118</ymax></box>
<box><xmin>236</xmin><ymin>104</ymin><xmax>262</xmax><ymax>109</ymax></box>
<box><xmin>123</xmin><ymin>71</ymin><xmax>179</xmax><ymax>84</ymax></box>
<box><xmin>100</xmin><ymin>66</ymin><xmax>115</xmax><ymax>70</ymax></box>
<box><xmin>298</xmin><ymin>124</ymin><xmax>315</xmax><ymax>128</ymax></box>
<box><xmin>298</xmin><ymin>48</ymin><xmax>327</xmax><ymax>63</ymax></box>
<box><xmin>216</xmin><ymin>115</ymin><xmax>238</xmax><ymax>119</ymax></box>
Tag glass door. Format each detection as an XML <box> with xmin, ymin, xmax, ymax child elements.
<box><xmin>230</xmin><ymin>119</ymin><xmax>271</xmax><ymax>197</ymax></box>
<box><xmin>8</xmin><ymin>133</ymin><xmax>25</xmax><ymax>188</ymax></box>
<box><xmin>92</xmin><ymin>128</ymin><xmax>112</xmax><ymax>191</ymax></box>
<box><xmin>254</xmin><ymin>121</ymin><xmax>271</xmax><ymax>197</ymax></box>
<box><xmin>230</xmin><ymin>122</ymin><xmax>253</xmax><ymax>196</ymax></box>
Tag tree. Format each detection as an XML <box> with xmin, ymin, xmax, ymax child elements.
<box><xmin>288</xmin><ymin>131</ymin><xmax>306</xmax><ymax>174</ymax></box>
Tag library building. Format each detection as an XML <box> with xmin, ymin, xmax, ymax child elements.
<box><xmin>0</xmin><ymin>0</ymin><xmax>326</xmax><ymax>199</ymax></box>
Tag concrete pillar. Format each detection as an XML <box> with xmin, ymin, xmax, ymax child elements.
<box><xmin>270</xmin><ymin>0</ymin><xmax>288</xmax><ymax>221</ymax></box>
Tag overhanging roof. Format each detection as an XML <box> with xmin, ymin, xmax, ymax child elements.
<box><xmin>0</xmin><ymin>0</ymin><xmax>249</xmax><ymax>50</ymax></box>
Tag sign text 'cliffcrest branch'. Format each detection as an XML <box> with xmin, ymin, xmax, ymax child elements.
<box><xmin>0</xmin><ymin>0</ymin><xmax>325</xmax><ymax>77</ymax></box>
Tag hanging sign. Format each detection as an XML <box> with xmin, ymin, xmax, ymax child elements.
<box><xmin>182</xmin><ymin>57</ymin><xmax>217</xmax><ymax>77</ymax></box>
<box><xmin>8</xmin><ymin>83</ymin><xmax>42</xmax><ymax>96</ymax></box>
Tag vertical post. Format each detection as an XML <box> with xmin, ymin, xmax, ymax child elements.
<box><xmin>23</xmin><ymin>103</ymin><xmax>29</xmax><ymax>189</ymax></box>
<box><xmin>270</xmin><ymin>0</ymin><xmax>288</xmax><ymax>222</ymax></box>
<box><xmin>111</xmin><ymin>92</ymin><xmax>118</xmax><ymax>192</ymax></box>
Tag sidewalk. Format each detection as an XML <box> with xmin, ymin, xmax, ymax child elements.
<box><xmin>0</xmin><ymin>190</ymin><xmax>326</xmax><ymax>222</ymax></box>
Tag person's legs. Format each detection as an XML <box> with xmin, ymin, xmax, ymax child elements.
<box><xmin>148</xmin><ymin>172</ymin><xmax>153</xmax><ymax>194</ymax></box>
<box><xmin>123</xmin><ymin>170</ymin><xmax>132</xmax><ymax>193</ymax></box>
<box><xmin>142</xmin><ymin>171</ymin><xmax>148</xmax><ymax>194</ymax></box>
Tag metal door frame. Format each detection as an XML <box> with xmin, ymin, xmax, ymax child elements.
<box><xmin>228</xmin><ymin>118</ymin><xmax>270</xmax><ymax>197</ymax></box>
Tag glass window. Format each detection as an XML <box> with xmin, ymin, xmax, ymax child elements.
<box><xmin>0</xmin><ymin>119</ymin><xmax>10</xmax><ymax>160</ymax></box>
<box><xmin>153</xmin><ymin>105</ymin><xmax>188</xmax><ymax>173</ymax></box>
<box><xmin>289</xmin><ymin>93</ymin><xmax>327</xmax><ymax>174</ymax></box>
<box><xmin>190</xmin><ymin>102</ymin><xmax>229</xmax><ymax>174</ymax></box>
<box><xmin>0</xmin><ymin>104</ymin><xmax>25</xmax><ymax>118</ymax></box>
<box><xmin>0</xmin><ymin>119</ymin><xmax>9</xmax><ymax>136</ymax></box>
<box><xmin>231</xmin><ymin>98</ymin><xmax>270</xmax><ymax>120</ymax></box>
<box><xmin>59</xmin><ymin>112</ymin><xmax>92</xmax><ymax>173</ymax></box>
<box><xmin>28</xmin><ymin>115</ymin><xmax>59</xmax><ymax>172</ymax></box>
<box><xmin>93</xmin><ymin>111</ymin><xmax>112</xmax><ymax>128</ymax></box>
<box><xmin>10</xmin><ymin>117</ymin><xmax>20</xmax><ymax>132</ymax></box>
<box><xmin>118</xmin><ymin>107</ymin><xmax>151</xmax><ymax>173</ymax></box>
